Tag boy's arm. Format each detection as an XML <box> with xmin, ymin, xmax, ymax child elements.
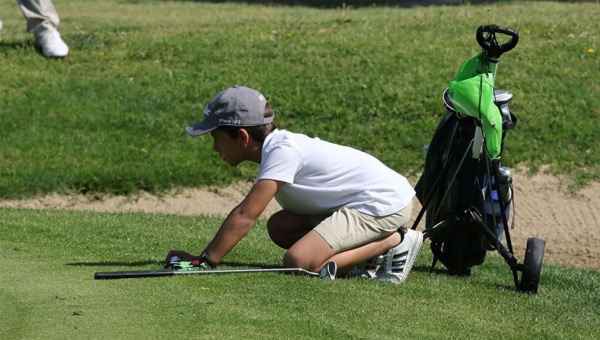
<box><xmin>164</xmin><ymin>179</ymin><xmax>284</xmax><ymax>266</ymax></box>
<box><xmin>203</xmin><ymin>179</ymin><xmax>284</xmax><ymax>263</ymax></box>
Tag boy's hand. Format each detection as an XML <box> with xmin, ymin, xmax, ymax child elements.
<box><xmin>167</xmin><ymin>260</ymin><xmax>210</xmax><ymax>271</ymax></box>
<box><xmin>164</xmin><ymin>250</ymin><xmax>217</xmax><ymax>270</ymax></box>
<box><xmin>164</xmin><ymin>250</ymin><xmax>199</xmax><ymax>266</ymax></box>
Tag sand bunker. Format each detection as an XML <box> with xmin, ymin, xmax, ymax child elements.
<box><xmin>1</xmin><ymin>168</ymin><xmax>598</xmax><ymax>270</ymax></box>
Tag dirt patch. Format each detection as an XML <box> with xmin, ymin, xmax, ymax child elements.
<box><xmin>1</xmin><ymin>169</ymin><xmax>598</xmax><ymax>270</ymax></box>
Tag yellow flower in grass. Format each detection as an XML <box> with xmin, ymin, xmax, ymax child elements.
<box><xmin>141</xmin><ymin>147</ymin><xmax>148</xmax><ymax>153</ymax></box>
<box><xmin>588</xmin><ymin>48</ymin><xmax>595</xmax><ymax>54</ymax></box>
<box><xmin>285</xmin><ymin>32</ymin><xmax>293</xmax><ymax>38</ymax></box>
<box><xmin>547</xmin><ymin>39</ymin><xmax>553</xmax><ymax>44</ymax></box>
<box><xmin>98</xmin><ymin>51</ymin><xmax>105</xmax><ymax>56</ymax></box>
<box><xmin>525</xmin><ymin>29</ymin><xmax>531</xmax><ymax>35</ymax></box>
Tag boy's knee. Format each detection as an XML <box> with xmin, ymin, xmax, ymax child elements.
<box><xmin>283</xmin><ymin>247</ymin><xmax>322</xmax><ymax>272</ymax></box>
<box><xmin>267</xmin><ymin>212</ymin><xmax>287</xmax><ymax>248</ymax></box>
<box><xmin>268</xmin><ymin>210</ymin><xmax>310</xmax><ymax>249</ymax></box>
<box><xmin>282</xmin><ymin>250</ymin><xmax>305</xmax><ymax>269</ymax></box>
<box><xmin>266</xmin><ymin>212</ymin><xmax>282</xmax><ymax>235</ymax></box>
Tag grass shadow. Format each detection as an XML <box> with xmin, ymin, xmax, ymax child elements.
<box><xmin>412</xmin><ymin>264</ymin><xmax>449</xmax><ymax>275</ymax></box>
<box><xmin>66</xmin><ymin>260</ymin><xmax>279</xmax><ymax>269</ymax></box>
<box><xmin>495</xmin><ymin>283</ymin><xmax>518</xmax><ymax>292</ymax></box>
<box><xmin>0</xmin><ymin>40</ymin><xmax>33</xmax><ymax>48</ymax></box>
<box><xmin>0</xmin><ymin>40</ymin><xmax>34</xmax><ymax>54</ymax></box>
<box><xmin>66</xmin><ymin>260</ymin><xmax>159</xmax><ymax>267</ymax></box>
<box><xmin>413</xmin><ymin>262</ymin><xmax>524</xmax><ymax>292</ymax></box>
<box><xmin>0</xmin><ymin>39</ymin><xmax>55</xmax><ymax>58</ymax></box>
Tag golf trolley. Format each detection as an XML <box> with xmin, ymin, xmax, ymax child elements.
<box><xmin>412</xmin><ymin>25</ymin><xmax>546</xmax><ymax>294</ymax></box>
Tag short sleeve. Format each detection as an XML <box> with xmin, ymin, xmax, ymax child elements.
<box><xmin>257</xmin><ymin>144</ymin><xmax>303</xmax><ymax>184</ymax></box>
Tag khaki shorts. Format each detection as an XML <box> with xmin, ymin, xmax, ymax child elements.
<box><xmin>311</xmin><ymin>200</ymin><xmax>413</xmax><ymax>254</ymax></box>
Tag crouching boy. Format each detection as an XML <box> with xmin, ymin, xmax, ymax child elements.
<box><xmin>165</xmin><ymin>86</ymin><xmax>423</xmax><ymax>283</ymax></box>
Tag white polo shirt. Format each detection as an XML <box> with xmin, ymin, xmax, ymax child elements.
<box><xmin>256</xmin><ymin>129</ymin><xmax>415</xmax><ymax>216</ymax></box>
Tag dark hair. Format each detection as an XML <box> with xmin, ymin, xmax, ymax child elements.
<box><xmin>217</xmin><ymin>103</ymin><xmax>277</xmax><ymax>143</ymax></box>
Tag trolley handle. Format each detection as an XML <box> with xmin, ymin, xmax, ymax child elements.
<box><xmin>476</xmin><ymin>25</ymin><xmax>519</xmax><ymax>60</ymax></box>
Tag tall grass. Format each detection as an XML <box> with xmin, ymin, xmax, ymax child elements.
<box><xmin>0</xmin><ymin>1</ymin><xmax>598</xmax><ymax>198</ymax></box>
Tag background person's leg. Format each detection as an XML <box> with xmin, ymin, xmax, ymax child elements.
<box><xmin>17</xmin><ymin>0</ymin><xmax>68</xmax><ymax>57</ymax></box>
<box><xmin>17</xmin><ymin>0</ymin><xmax>59</xmax><ymax>34</ymax></box>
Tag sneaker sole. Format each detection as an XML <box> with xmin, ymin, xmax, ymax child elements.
<box><xmin>346</xmin><ymin>255</ymin><xmax>383</xmax><ymax>279</ymax></box>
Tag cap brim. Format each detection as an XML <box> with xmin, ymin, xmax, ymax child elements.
<box><xmin>185</xmin><ymin>120</ymin><xmax>218</xmax><ymax>136</ymax></box>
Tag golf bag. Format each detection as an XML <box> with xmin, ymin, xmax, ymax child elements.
<box><xmin>412</xmin><ymin>25</ymin><xmax>545</xmax><ymax>293</ymax></box>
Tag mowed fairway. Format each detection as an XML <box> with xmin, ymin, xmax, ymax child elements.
<box><xmin>1</xmin><ymin>208</ymin><xmax>599</xmax><ymax>340</ymax></box>
<box><xmin>0</xmin><ymin>1</ymin><xmax>599</xmax><ymax>339</ymax></box>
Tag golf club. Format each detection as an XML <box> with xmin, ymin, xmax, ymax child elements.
<box><xmin>95</xmin><ymin>261</ymin><xmax>337</xmax><ymax>280</ymax></box>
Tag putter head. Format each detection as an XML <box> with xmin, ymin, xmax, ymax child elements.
<box><xmin>319</xmin><ymin>261</ymin><xmax>337</xmax><ymax>280</ymax></box>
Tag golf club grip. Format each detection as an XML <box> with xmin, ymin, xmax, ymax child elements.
<box><xmin>95</xmin><ymin>270</ymin><xmax>175</xmax><ymax>280</ymax></box>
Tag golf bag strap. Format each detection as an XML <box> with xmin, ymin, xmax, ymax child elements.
<box><xmin>411</xmin><ymin>116</ymin><xmax>460</xmax><ymax>231</ymax></box>
<box><xmin>430</xmin><ymin>240</ymin><xmax>463</xmax><ymax>275</ymax></box>
<box><xmin>429</xmin><ymin>241</ymin><xmax>445</xmax><ymax>273</ymax></box>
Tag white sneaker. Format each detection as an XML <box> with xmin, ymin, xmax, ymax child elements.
<box><xmin>36</xmin><ymin>29</ymin><xmax>69</xmax><ymax>58</ymax></box>
<box><xmin>346</xmin><ymin>255</ymin><xmax>383</xmax><ymax>279</ymax></box>
<box><xmin>375</xmin><ymin>228</ymin><xmax>423</xmax><ymax>284</ymax></box>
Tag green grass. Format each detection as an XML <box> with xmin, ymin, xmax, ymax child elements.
<box><xmin>0</xmin><ymin>0</ymin><xmax>598</xmax><ymax>199</ymax></box>
<box><xmin>1</xmin><ymin>3</ymin><xmax>598</xmax><ymax>338</ymax></box>
<box><xmin>1</xmin><ymin>207</ymin><xmax>599</xmax><ymax>340</ymax></box>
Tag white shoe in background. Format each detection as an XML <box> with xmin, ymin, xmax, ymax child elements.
<box><xmin>36</xmin><ymin>29</ymin><xmax>69</xmax><ymax>58</ymax></box>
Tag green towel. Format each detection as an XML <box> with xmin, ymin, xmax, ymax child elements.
<box><xmin>448</xmin><ymin>53</ymin><xmax>503</xmax><ymax>159</ymax></box>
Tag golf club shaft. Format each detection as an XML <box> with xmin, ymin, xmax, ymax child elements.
<box><xmin>95</xmin><ymin>267</ymin><xmax>320</xmax><ymax>280</ymax></box>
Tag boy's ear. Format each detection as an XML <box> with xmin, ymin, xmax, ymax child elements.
<box><xmin>237</xmin><ymin>128</ymin><xmax>251</xmax><ymax>146</ymax></box>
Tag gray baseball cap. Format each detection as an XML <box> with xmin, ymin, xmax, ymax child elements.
<box><xmin>186</xmin><ymin>86</ymin><xmax>274</xmax><ymax>136</ymax></box>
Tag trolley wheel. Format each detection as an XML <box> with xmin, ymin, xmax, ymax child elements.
<box><xmin>518</xmin><ymin>237</ymin><xmax>545</xmax><ymax>294</ymax></box>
